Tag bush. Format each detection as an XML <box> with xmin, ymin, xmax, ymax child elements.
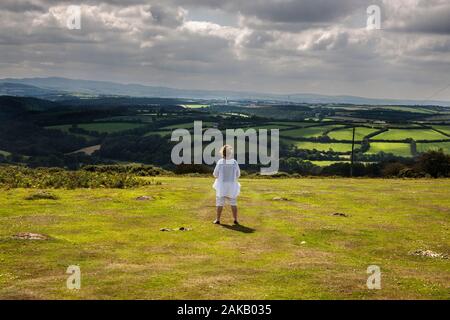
<box><xmin>82</xmin><ymin>164</ymin><xmax>169</xmax><ymax>176</ymax></box>
<box><xmin>0</xmin><ymin>165</ymin><xmax>157</xmax><ymax>189</ymax></box>
<box><xmin>381</xmin><ymin>162</ymin><xmax>407</xmax><ymax>177</ymax></box>
<box><xmin>174</xmin><ymin>164</ymin><xmax>212</xmax><ymax>174</ymax></box>
<box><xmin>398</xmin><ymin>168</ymin><xmax>424</xmax><ymax>178</ymax></box>
<box><xmin>415</xmin><ymin>150</ymin><xmax>450</xmax><ymax>178</ymax></box>
<box><xmin>25</xmin><ymin>191</ymin><xmax>58</xmax><ymax>200</ymax></box>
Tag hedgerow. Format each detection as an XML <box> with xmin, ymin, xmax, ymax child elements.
<box><xmin>0</xmin><ymin>165</ymin><xmax>158</xmax><ymax>189</ymax></box>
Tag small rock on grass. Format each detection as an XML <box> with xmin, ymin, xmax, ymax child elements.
<box><xmin>160</xmin><ymin>227</ymin><xmax>191</xmax><ymax>232</ymax></box>
<box><xmin>410</xmin><ymin>249</ymin><xmax>448</xmax><ymax>259</ymax></box>
<box><xmin>272</xmin><ymin>196</ymin><xmax>291</xmax><ymax>201</ymax></box>
<box><xmin>136</xmin><ymin>196</ymin><xmax>154</xmax><ymax>201</ymax></box>
<box><xmin>25</xmin><ymin>191</ymin><xmax>58</xmax><ymax>201</ymax></box>
<box><xmin>12</xmin><ymin>232</ymin><xmax>50</xmax><ymax>240</ymax></box>
<box><xmin>332</xmin><ymin>212</ymin><xmax>349</xmax><ymax>217</ymax></box>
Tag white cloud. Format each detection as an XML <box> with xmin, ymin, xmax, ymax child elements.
<box><xmin>0</xmin><ymin>0</ymin><xmax>449</xmax><ymax>100</ymax></box>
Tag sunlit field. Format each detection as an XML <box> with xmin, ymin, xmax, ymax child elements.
<box><xmin>1</xmin><ymin>177</ymin><xmax>448</xmax><ymax>299</ymax></box>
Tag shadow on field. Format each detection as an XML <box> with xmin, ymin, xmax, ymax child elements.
<box><xmin>219</xmin><ymin>224</ymin><xmax>255</xmax><ymax>234</ymax></box>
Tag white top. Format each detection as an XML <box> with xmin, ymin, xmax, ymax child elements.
<box><xmin>213</xmin><ymin>158</ymin><xmax>241</xmax><ymax>198</ymax></box>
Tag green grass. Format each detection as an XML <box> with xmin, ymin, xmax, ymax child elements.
<box><xmin>160</xmin><ymin>122</ymin><xmax>216</xmax><ymax>130</ymax></box>
<box><xmin>375</xmin><ymin>106</ymin><xmax>435</xmax><ymax>114</ymax></box>
<box><xmin>144</xmin><ymin>130</ymin><xmax>173</xmax><ymax>137</ymax></box>
<box><xmin>0</xmin><ymin>150</ymin><xmax>11</xmax><ymax>157</ymax></box>
<box><xmin>310</xmin><ymin>161</ymin><xmax>350</xmax><ymax>166</ymax></box>
<box><xmin>367</xmin><ymin>142</ymin><xmax>412</xmax><ymax>156</ymax></box>
<box><xmin>328</xmin><ymin>127</ymin><xmax>380</xmax><ymax>141</ymax></box>
<box><xmin>432</xmin><ymin>126</ymin><xmax>450</xmax><ymax>136</ymax></box>
<box><xmin>245</xmin><ymin>124</ymin><xmax>294</xmax><ymax>130</ymax></box>
<box><xmin>375</xmin><ymin>129</ymin><xmax>447</xmax><ymax>141</ymax></box>
<box><xmin>294</xmin><ymin>142</ymin><xmax>359</xmax><ymax>153</ymax></box>
<box><xmin>0</xmin><ymin>177</ymin><xmax>448</xmax><ymax>299</ymax></box>
<box><xmin>416</xmin><ymin>142</ymin><xmax>450</xmax><ymax>154</ymax></box>
<box><xmin>47</xmin><ymin>122</ymin><xmax>146</xmax><ymax>134</ymax></box>
<box><xmin>281</xmin><ymin>125</ymin><xmax>345</xmax><ymax>139</ymax></box>
<box><xmin>181</xmin><ymin>104</ymin><xmax>209</xmax><ymax>109</ymax></box>
<box><xmin>271</xmin><ymin>122</ymin><xmax>318</xmax><ymax>127</ymax></box>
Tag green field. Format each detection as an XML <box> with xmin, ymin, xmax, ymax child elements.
<box><xmin>0</xmin><ymin>177</ymin><xmax>448</xmax><ymax>299</ymax></box>
<box><xmin>367</xmin><ymin>142</ymin><xmax>412</xmax><ymax>157</ymax></box>
<box><xmin>281</xmin><ymin>125</ymin><xmax>345</xmax><ymax>139</ymax></box>
<box><xmin>48</xmin><ymin>122</ymin><xmax>146</xmax><ymax>134</ymax></box>
<box><xmin>417</xmin><ymin>142</ymin><xmax>450</xmax><ymax>154</ymax></box>
<box><xmin>181</xmin><ymin>104</ymin><xmax>209</xmax><ymax>109</ymax></box>
<box><xmin>328</xmin><ymin>127</ymin><xmax>380</xmax><ymax>141</ymax></box>
<box><xmin>375</xmin><ymin>129</ymin><xmax>447</xmax><ymax>141</ymax></box>
<box><xmin>144</xmin><ymin>130</ymin><xmax>174</xmax><ymax>137</ymax></box>
<box><xmin>310</xmin><ymin>161</ymin><xmax>350</xmax><ymax>167</ymax></box>
<box><xmin>432</xmin><ymin>126</ymin><xmax>450</xmax><ymax>136</ymax></box>
<box><xmin>161</xmin><ymin>122</ymin><xmax>216</xmax><ymax>130</ymax></box>
<box><xmin>271</xmin><ymin>122</ymin><xmax>317</xmax><ymax>127</ymax></box>
<box><xmin>0</xmin><ymin>150</ymin><xmax>11</xmax><ymax>157</ymax></box>
<box><xmin>246</xmin><ymin>124</ymin><xmax>295</xmax><ymax>130</ymax></box>
<box><xmin>294</xmin><ymin>142</ymin><xmax>359</xmax><ymax>153</ymax></box>
<box><xmin>375</xmin><ymin>106</ymin><xmax>435</xmax><ymax>114</ymax></box>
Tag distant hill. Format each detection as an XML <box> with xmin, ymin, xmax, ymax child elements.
<box><xmin>0</xmin><ymin>95</ymin><xmax>59</xmax><ymax>112</ymax></box>
<box><xmin>1</xmin><ymin>77</ymin><xmax>450</xmax><ymax>106</ymax></box>
<box><xmin>0</xmin><ymin>82</ymin><xmax>61</xmax><ymax>98</ymax></box>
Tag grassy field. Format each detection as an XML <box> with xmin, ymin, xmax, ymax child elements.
<box><xmin>375</xmin><ymin>129</ymin><xmax>447</xmax><ymax>141</ymax></box>
<box><xmin>432</xmin><ymin>126</ymin><xmax>450</xmax><ymax>136</ymax></box>
<box><xmin>246</xmin><ymin>124</ymin><xmax>295</xmax><ymax>130</ymax></box>
<box><xmin>144</xmin><ymin>130</ymin><xmax>173</xmax><ymax>137</ymax></box>
<box><xmin>417</xmin><ymin>142</ymin><xmax>450</xmax><ymax>154</ymax></box>
<box><xmin>310</xmin><ymin>161</ymin><xmax>350</xmax><ymax>167</ymax></box>
<box><xmin>281</xmin><ymin>125</ymin><xmax>345</xmax><ymax>139</ymax></box>
<box><xmin>367</xmin><ymin>142</ymin><xmax>412</xmax><ymax>157</ymax></box>
<box><xmin>160</xmin><ymin>122</ymin><xmax>217</xmax><ymax>130</ymax></box>
<box><xmin>328</xmin><ymin>127</ymin><xmax>380</xmax><ymax>141</ymax></box>
<box><xmin>0</xmin><ymin>150</ymin><xmax>11</xmax><ymax>157</ymax></box>
<box><xmin>48</xmin><ymin>122</ymin><xmax>146</xmax><ymax>134</ymax></box>
<box><xmin>293</xmin><ymin>142</ymin><xmax>359</xmax><ymax>153</ymax></box>
<box><xmin>181</xmin><ymin>104</ymin><xmax>209</xmax><ymax>109</ymax></box>
<box><xmin>0</xmin><ymin>177</ymin><xmax>448</xmax><ymax>300</ymax></box>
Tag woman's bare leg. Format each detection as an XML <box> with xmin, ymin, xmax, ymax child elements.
<box><xmin>231</xmin><ymin>206</ymin><xmax>238</xmax><ymax>224</ymax></box>
<box><xmin>215</xmin><ymin>206</ymin><xmax>223</xmax><ymax>223</ymax></box>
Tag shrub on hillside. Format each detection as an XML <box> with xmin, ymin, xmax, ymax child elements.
<box><xmin>0</xmin><ymin>165</ymin><xmax>157</xmax><ymax>189</ymax></box>
<box><xmin>381</xmin><ymin>162</ymin><xmax>407</xmax><ymax>177</ymax></box>
<box><xmin>415</xmin><ymin>150</ymin><xmax>450</xmax><ymax>178</ymax></box>
<box><xmin>81</xmin><ymin>164</ymin><xmax>169</xmax><ymax>176</ymax></box>
<box><xmin>174</xmin><ymin>164</ymin><xmax>212</xmax><ymax>174</ymax></box>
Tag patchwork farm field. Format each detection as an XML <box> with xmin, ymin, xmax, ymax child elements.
<box><xmin>45</xmin><ymin>118</ymin><xmax>450</xmax><ymax>158</ymax></box>
<box><xmin>366</xmin><ymin>142</ymin><xmax>412</xmax><ymax>157</ymax></box>
<box><xmin>374</xmin><ymin>129</ymin><xmax>448</xmax><ymax>141</ymax></box>
<box><xmin>48</xmin><ymin>122</ymin><xmax>146</xmax><ymax>134</ymax></box>
<box><xmin>417</xmin><ymin>142</ymin><xmax>450</xmax><ymax>154</ymax></box>
<box><xmin>432</xmin><ymin>126</ymin><xmax>450</xmax><ymax>136</ymax></box>
<box><xmin>0</xmin><ymin>177</ymin><xmax>448</xmax><ymax>299</ymax></box>
<box><xmin>293</xmin><ymin>142</ymin><xmax>359</xmax><ymax>153</ymax></box>
<box><xmin>327</xmin><ymin>127</ymin><xmax>380</xmax><ymax>141</ymax></box>
<box><xmin>280</xmin><ymin>125</ymin><xmax>345</xmax><ymax>139</ymax></box>
<box><xmin>310</xmin><ymin>161</ymin><xmax>350</xmax><ymax>166</ymax></box>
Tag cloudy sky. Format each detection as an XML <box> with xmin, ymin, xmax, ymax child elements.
<box><xmin>1</xmin><ymin>0</ymin><xmax>449</xmax><ymax>100</ymax></box>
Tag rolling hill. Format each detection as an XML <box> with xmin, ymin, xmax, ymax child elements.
<box><xmin>1</xmin><ymin>77</ymin><xmax>450</xmax><ymax>106</ymax></box>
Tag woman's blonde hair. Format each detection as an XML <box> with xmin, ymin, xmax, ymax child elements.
<box><xmin>219</xmin><ymin>144</ymin><xmax>233</xmax><ymax>159</ymax></box>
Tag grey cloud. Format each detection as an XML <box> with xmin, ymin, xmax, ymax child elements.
<box><xmin>0</xmin><ymin>0</ymin><xmax>449</xmax><ymax>100</ymax></box>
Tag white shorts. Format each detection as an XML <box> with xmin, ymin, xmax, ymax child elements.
<box><xmin>216</xmin><ymin>196</ymin><xmax>237</xmax><ymax>207</ymax></box>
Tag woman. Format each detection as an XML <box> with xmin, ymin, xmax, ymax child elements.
<box><xmin>212</xmin><ymin>145</ymin><xmax>241</xmax><ymax>225</ymax></box>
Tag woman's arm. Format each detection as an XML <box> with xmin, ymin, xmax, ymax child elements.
<box><xmin>235</xmin><ymin>161</ymin><xmax>241</xmax><ymax>178</ymax></box>
<box><xmin>213</xmin><ymin>162</ymin><xmax>220</xmax><ymax>178</ymax></box>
